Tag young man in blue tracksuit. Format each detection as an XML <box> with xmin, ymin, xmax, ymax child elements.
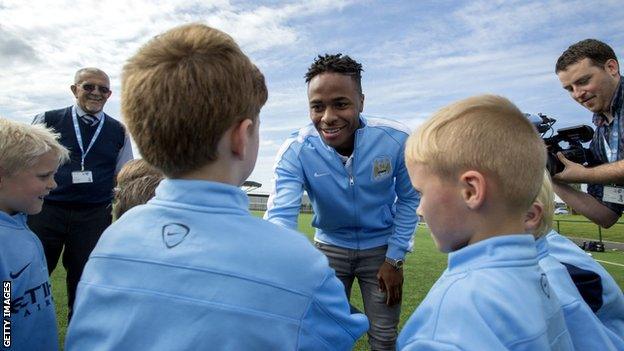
<box><xmin>0</xmin><ymin>118</ymin><xmax>69</xmax><ymax>351</ymax></box>
<box><xmin>398</xmin><ymin>95</ymin><xmax>574</xmax><ymax>350</ymax></box>
<box><xmin>527</xmin><ymin>171</ymin><xmax>623</xmax><ymax>350</ymax></box>
<box><xmin>65</xmin><ymin>24</ymin><xmax>368</xmax><ymax>351</ymax></box>
<box><xmin>264</xmin><ymin>54</ymin><xmax>419</xmax><ymax>350</ymax></box>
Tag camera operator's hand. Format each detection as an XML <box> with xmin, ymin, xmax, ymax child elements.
<box><xmin>377</xmin><ymin>262</ymin><xmax>403</xmax><ymax>306</ymax></box>
<box><xmin>552</xmin><ymin>152</ymin><xmax>590</xmax><ymax>183</ymax></box>
<box><xmin>554</xmin><ymin>152</ymin><xmax>624</xmax><ymax>184</ymax></box>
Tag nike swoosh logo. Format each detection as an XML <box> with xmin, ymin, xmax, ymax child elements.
<box><xmin>314</xmin><ymin>172</ymin><xmax>329</xmax><ymax>177</ymax></box>
<box><xmin>9</xmin><ymin>262</ymin><xmax>31</xmax><ymax>279</ymax></box>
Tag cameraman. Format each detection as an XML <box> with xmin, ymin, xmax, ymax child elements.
<box><xmin>554</xmin><ymin>39</ymin><xmax>623</xmax><ymax>227</ymax></box>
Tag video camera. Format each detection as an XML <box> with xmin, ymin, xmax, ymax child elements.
<box><xmin>525</xmin><ymin>113</ymin><xmax>599</xmax><ymax>176</ymax></box>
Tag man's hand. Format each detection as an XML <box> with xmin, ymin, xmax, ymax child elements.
<box><xmin>377</xmin><ymin>262</ymin><xmax>403</xmax><ymax>306</ymax></box>
<box><xmin>552</xmin><ymin>152</ymin><xmax>590</xmax><ymax>183</ymax></box>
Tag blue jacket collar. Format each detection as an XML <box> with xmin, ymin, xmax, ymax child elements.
<box><xmin>0</xmin><ymin>211</ymin><xmax>28</xmax><ymax>229</ymax></box>
<box><xmin>447</xmin><ymin>234</ymin><xmax>537</xmax><ymax>273</ymax></box>
<box><xmin>153</xmin><ymin>179</ymin><xmax>249</xmax><ymax>213</ymax></box>
<box><xmin>534</xmin><ymin>235</ymin><xmax>550</xmax><ymax>260</ymax></box>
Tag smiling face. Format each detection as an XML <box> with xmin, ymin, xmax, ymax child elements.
<box><xmin>308</xmin><ymin>72</ymin><xmax>364</xmax><ymax>156</ymax></box>
<box><xmin>71</xmin><ymin>71</ymin><xmax>112</xmax><ymax>114</ymax></box>
<box><xmin>0</xmin><ymin>150</ymin><xmax>60</xmax><ymax>215</ymax></box>
<box><xmin>557</xmin><ymin>58</ymin><xmax>620</xmax><ymax>115</ymax></box>
<box><xmin>408</xmin><ymin>162</ymin><xmax>471</xmax><ymax>253</ymax></box>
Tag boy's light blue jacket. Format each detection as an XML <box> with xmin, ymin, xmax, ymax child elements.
<box><xmin>397</xmin><ymin>235</ymin><xmax>574</xmax><ymax>351</ymax></box>
<box><xmin>546</xmin><ymin>230</ymin><xmax>624</xmax><ymax>338</ymax></box>
<box><xmin>536</xmin><ymin>236</ymin><xmax>622</xmax><ymax>350</ymax></box>
<box><xmin>264</xmin><ymin>116</ymin><xmax>419</xmax><ymax>260</ymax></box>
<box><xmin>66</xmin><ymin>179</ymin><xmax>368</xmax><ymax>350</ymax></box>
<box><xmin>0</xmin><ymin>212</ymin><xmax>58</xmax><ymax>351</ymax></box>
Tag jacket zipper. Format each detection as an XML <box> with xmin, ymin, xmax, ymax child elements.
<box><xmin>352</xmin><ymin>129</ymin><xmax>360</xmax><ymax>249</ymax></box>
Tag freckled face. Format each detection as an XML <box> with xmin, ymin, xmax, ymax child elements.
<box><xmin>0</xmin><ymin>151</ymin><xmax>60</xmax><ymax>215</ymax></box>
<box><xmin>408</xmin><ymin>163</ymin><xmax>470</xmax><ymax>253</ymax></box>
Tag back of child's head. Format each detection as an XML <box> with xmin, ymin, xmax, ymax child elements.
<box><xmin>113</xmin><ymin>174</ymin><xmax>163</xmax><ymax>220</ymax></box>
<box><xmin>121</xmin><ymin>23</ymin><xmax>268</xmax><ymax>177</ymax></box>
<box><xmin>116</xmin><ymin>159</ymin><xmax>162</xmax><ymax>187</ymax></box>
<box><xmin>405</xmin><ymin>94</ymin><xmax>546</xmax><ymax>212</ymax></box>
<box><xmin>0</xmin><ymin>117</ymin><xmax>69</xmax><ymax>176</ymax></box>
<box><xmin>532</xmin><ymin>170</ymin><xmax>554</xmax><ymax>238</ymax></box>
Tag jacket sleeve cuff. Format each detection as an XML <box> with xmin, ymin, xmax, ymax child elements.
<box><xmin>386</xmin><ymin>245</ymin><xmax>407</xmax><ymax>261</ymax></box>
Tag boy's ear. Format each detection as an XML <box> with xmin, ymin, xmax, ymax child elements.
<box><xmin>524</xmin><ymin>202</ymin><xmax>544</xmax><ymax>234</ymax></box>
<box><xmin>459</xmin><ymin>170</ymin><xmax>486</xmax><ymax>210</ymax></box>
<box><xmin>230</xmin><ymin>118</ymin><xmax>254</xmax><ymax>160</ymax></box>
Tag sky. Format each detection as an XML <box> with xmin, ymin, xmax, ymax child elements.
<box><xmin>1</xmin><ymin>0</ymin><xmax>623</xmax><ymax>193</ymax></box>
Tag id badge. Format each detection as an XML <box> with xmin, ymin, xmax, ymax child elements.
<box><xmin>603</xmin><ymin>186</ymin><xmax>624</xmax><ymax>205</ymax></box>
<box><xmin>72</xmin><ymin>171</ymin><xmax>93</xmax><ymax>184</ymax></box>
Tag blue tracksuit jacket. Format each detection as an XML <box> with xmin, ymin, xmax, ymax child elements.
<box><xmin>65</xmin><ymin>179</ymin><xmax>368</xmax><ymax>350</ymax></box>
<box><xmin>0</xmin><ymin>212</ymin><xmax>58</xmax><ymax>351</ymax></box>
<box><xmin>536</xmin><ymin>236</ymin><xmax>622</xmax><ymax>350</ymax></box>
<box><xmin>264</xmin><ymin>115</ymin><xmax>419</xmax><ymax>260</ymax></box>
<box><xmin>397</xmin><ymin>235</ymin><xmax>574</xmax><ymax>350</ymax></box>
<box><xmin>546</xmin><ymin>230</ymin><xmax>624</xmax><ymax>340</ymax></box>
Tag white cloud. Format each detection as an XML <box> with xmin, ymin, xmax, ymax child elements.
<box><xmin>1</xmin><ymin>0</ymin><xmax>622</xmax><ymax>192</ymax></box>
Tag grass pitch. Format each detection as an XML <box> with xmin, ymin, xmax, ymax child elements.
<box><xmin>51</xmin><ymin>211</ymin><xmax>624</xmax><ymax>350</ymax></box>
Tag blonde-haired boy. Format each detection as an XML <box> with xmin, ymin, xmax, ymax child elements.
<box><xmin>526</xmin><ymin>171</ymin><xmax>624</xmax><ymax>349</ymax></box>
<box><xmin>397</xmin><ymin>95</ymin><xmax>574</xmax><ymax>350</ymax></box>
<box><xmin>0</xmin><ymin>117</ymin><xmax>69</xmax><ymax>351</ymax></box>
<box><xmin>66</xmin><ymin>23</ymin><xmax>367</xmax><ymax>350</ymax></box>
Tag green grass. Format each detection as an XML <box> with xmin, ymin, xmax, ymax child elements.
<box><xmin>51</xmin><ymin>211</ymin><xmax>624</xmax><ymax>350</ymax></box>
<box><xmin>554</xmin><ymin>214</ymin><xmax>624</xmax><ymax>242</ymax></box>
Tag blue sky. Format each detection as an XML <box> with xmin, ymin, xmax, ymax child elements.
<box><xmin>1</xmin><ymin>0</ymin><xmax>623</xmax><ymax>192</ymax></box>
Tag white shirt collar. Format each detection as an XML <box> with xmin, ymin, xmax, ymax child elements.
<box><xmin>74</xmin><ymin>104</ymin><xmax>104</xmax><ymax>120</ymax></box>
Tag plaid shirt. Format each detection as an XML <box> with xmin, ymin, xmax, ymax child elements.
<box><xmin>587</xmin><ymin>77</ymin><xmax>624</xmax><ymax>214</ymax></box>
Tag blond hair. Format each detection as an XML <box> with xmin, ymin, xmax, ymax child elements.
<box><xmin>112</xmin><ymin>175</ymin><xmax>163</xmax><ymax>220</ymax></box>
<box><xmin>121</xmin><ymin>23</ymin><xmax>268</xmax><ymax>177</ymax></box>
<box><xmin>533</xmin><ymin>170</ymin><xmax>554</xmax><ymax>238</ymax></box>
<box><xmin>0</xmin><ymin>117</ymin><xmax>69</xmax><ymax>176</ymax></box>
<box><xmin>405</xmin><ymin>95</ymin><xmax>546</xmax><ymax>211</ymax></box>
<box><xmin>116</xmin><ymin>159</ymin><xmax>162</xmax><ymax>187</ymax></box>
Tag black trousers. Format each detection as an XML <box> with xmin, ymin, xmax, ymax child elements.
<box><xmin>27</xmin><ymin>201</ymin><xmax>112</xmax><ymax>319</ymax></box>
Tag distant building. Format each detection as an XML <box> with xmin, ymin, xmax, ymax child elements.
<box><xmin>248</xmin><ymin>193</ymin><xmax>269</xmax><ymax>211</ymax></box>
<box><xmin>247</xmin><ymin>193</ymin><xmax>312</xmax><ymax>213</ymax></box>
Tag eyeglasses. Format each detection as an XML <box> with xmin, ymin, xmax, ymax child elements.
<box><xmin>79</xmin><ymin>83</ymin><xmax>111</xmax><ymax>94</ymax></box>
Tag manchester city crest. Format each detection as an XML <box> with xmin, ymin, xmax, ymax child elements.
<box><xmin>372</xmin><ymin>156</ymin><xmax>392</xmax><ymax>181</ymax></box>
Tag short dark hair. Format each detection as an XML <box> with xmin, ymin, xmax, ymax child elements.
<box><xmin>556</xmin><ymin>39</ymin><xmax>619</xmax><ymax>73</ymax></box>
<box><xmin>305</xmin><ymin>53</ymin><xmax>363</xmax><ymax>93</ymax></box>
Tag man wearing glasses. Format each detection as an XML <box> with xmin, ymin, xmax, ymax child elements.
<box><xmin>29</xmin><ymin>67</ymin><xmax>133</xmax><ymax>319</ymax></box>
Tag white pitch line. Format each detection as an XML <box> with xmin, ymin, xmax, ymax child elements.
<box><xmin>596</xmin><ymin>259</ymin><xmax>624</xmax><ymax>268</ymax></box>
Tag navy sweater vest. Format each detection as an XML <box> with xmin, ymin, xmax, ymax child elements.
<box><xmin>43</xmin><ymin>107</ymin><xmax>125</xmax><ymax>204</ymax></box>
